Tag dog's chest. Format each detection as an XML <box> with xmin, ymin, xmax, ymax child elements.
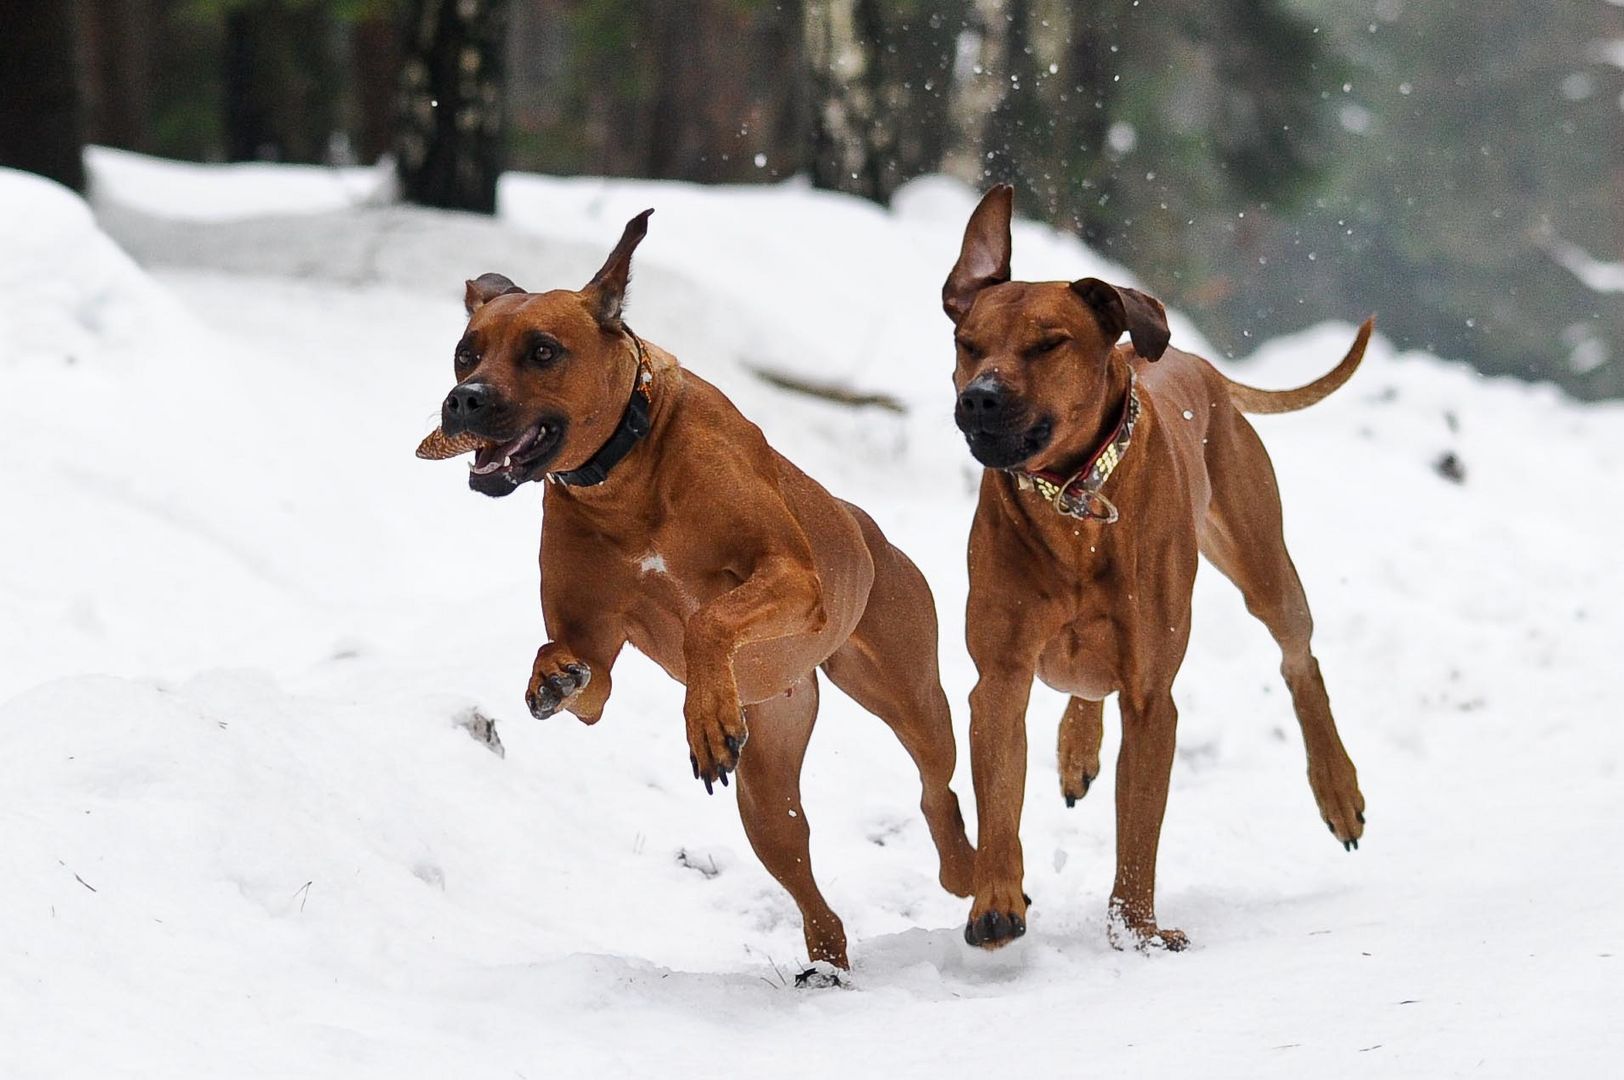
<box><xmin>1037</xmin><ymin>612</ymin><xmax>1122</xmax><ymax>700</ymax></box>
<box><xmin>1030</xmin><ymin>540</ymin><xmax>1130</xmax><ymax>699</ymax></box>
<box><xmin>616</xmin><ymin>540</ymin><xmax>725</xmax><ymax>678</ymax></box>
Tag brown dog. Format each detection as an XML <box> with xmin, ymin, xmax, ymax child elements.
<box><xmin>418</xmin><ymin>210</ymin><xmax>975</xmax><ymax>969</ymax></box>
<box><xmin>942</xmin><ymin>186</ymin><xmax>1368</xmax><ymax>951</ymax></box>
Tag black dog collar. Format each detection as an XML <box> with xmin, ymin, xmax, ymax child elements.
<box><xmin>549</xmin><ymin>333</ymin><xmax>654</xmax><ymax>487</ymax></box>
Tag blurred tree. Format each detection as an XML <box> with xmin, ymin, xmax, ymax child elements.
<box><xmin>143</xmin><ymin>3</ymin><xmax>226</xmax><ymax>163</ymax></box>
<box><xmin>396</xmin><ymin>0</ymin><xmax>511</xmax><ymax>212</ymax></box>
<box><xmin>223</xmin><ymin>1</ymin><xmax>344</xmax><ymax>162</ymax></box>
<box><xmin>345</xmin><ymin>0</ymin><xmax>403</xmax><ymax>162</ymax></box>
<box><xmin>808</xmin><ymin>0</ymin><xmax>970</xmax><ymax>201</ymax></box>
<box><xmin>1223</xmin><ymin>0</ymin><xmax>1624</xmax><ymax>398</ymax></box>
<box><xmin>507</xmin><ymin>0</ymin><xmax>805</xmax><ymax>183</ymax></box>
<box><xmin>79</xmin><ymin>0</ymin><xmax>158</xmax><ymax>153</ymax></box>
<box><xmin>0</xmin><ymin>0</ymin><xmax>87</xmax><ymax>191</ymax></box>
<box><xmin>977</xmin><ymin>0</ymin><xmax>1335</xmax><ymax>278</ymax></box>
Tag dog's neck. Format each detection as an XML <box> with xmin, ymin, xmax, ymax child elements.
<box><xmin>547</xmin><ymin>331</ymin><xmax>655</xmax><ymax>488</ymax></box>
<box><xmin>1012</xmin><ymin>353</ymin><xmax>1140</xmax><ymax>522</ymax></box>
<box><xmin>544</xmin><ymin>343</ymin><xmax>680</xmax><ymax>508</ymax></box>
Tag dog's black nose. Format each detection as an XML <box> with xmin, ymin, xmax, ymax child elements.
<box><xmin>443</xmin><ymin>382</ymin><xmax>493</xmax><ymax>434</ymax></box>
<box><xmin>958</xmin><ymin>383</ymin><xmax>1004</xmax><ymax>414</ymax></box>
<box><xmin>957</xmin><ymin>377</ymin><xmax>1011</xmax><ymax>429</ymax></box>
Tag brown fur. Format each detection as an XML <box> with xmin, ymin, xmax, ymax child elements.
<box><xmin>942</xmin><ymin>185</ymin><xmax>1368</xmax><ymax>951</ymax></box>
<box><xmin>426</xmin><ymin>212</ymin><xmax>975</xmax><ymax>968</ymax></box>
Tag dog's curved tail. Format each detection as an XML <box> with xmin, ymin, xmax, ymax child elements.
<box><xmin>1223</xmin><ymin>317</ymin><xmax>1374</xmax><ymax>415</ymax></box>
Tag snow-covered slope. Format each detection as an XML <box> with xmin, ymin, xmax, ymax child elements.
<box><xmin>2</xmin><ymin>154</ymin><xmax>1621</xmax><ymax>1078</ymax></box>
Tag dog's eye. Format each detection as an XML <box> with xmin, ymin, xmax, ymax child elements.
<box><xmin>1030</xmin><ymin>336</ymin><xmax>1068</xmax><ymax>356</ymax></box>
<box><xmin>532</xmin><ymin>342</ymin><xmax>557</xmax><ymax>365</ymax></box>
<box><xmin>454</xmin><ymin>348</ymin><xmax>477</xmax><ymax>369</ymax></box>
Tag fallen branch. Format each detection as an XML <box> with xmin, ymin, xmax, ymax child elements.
<box><xmin>747</xmin><ymin>366</ymin><xmax>907</xmax><ymax>414</ymax></box>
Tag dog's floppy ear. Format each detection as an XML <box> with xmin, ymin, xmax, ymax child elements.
<box><xmin>464</xmin><ymin>273</ymin><xmax>525</xmax><ymax>317</ymax></box>
<box><xmin>1070</xmin><ymin>278</ymin><xmax>1171</xmax><ymax>361</ymax></box>
<box><xmin>943</xmin><ymin>184</ymin><xmax>1013</xmax><ymax>324</ymax></box>
<box><xmin>583</xmin><ymin>208</ymin><xmax>653</xmax><ymax>331</ymax></box>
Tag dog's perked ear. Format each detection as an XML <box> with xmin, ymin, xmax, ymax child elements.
<box><xmin>1070</xmin><ymin>278</ymin><xmax>1171</xmax><ymax>361</ymax></box>
<box><xmin>583</xmin><ymin>208</ymin><xmax>654</xmax><ymax>331</ymax></box>
<box><xmin>465</xmin><ymin>273</ymin><xmax>526</xmax><ymax>317</ymax></box>
<box><xmin>942</xmin><ymin>184</ymin><xmax>1014</xmax><ymax>324</ymax></box>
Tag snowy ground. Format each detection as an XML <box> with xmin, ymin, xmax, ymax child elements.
<box><xmin>2</xmin><ymin>150</ymin><xmax>1621</xmax><ymax>1078</ymax></box>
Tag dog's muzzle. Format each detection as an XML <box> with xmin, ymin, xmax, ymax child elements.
<box><xmin>956</xmin><ymin>376</ymin><xmax>1051</xmax><ymax>469</ymax></box>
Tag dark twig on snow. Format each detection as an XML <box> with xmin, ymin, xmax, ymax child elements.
<box><xmin>747</xmin><ymin>366</ymin><xmax>907</xmax><ymax>414</ymax></box>
<box><xmin>58</xmin><ymin>860</ymin><xmax>96</xmax><ymax>892</ymax></box>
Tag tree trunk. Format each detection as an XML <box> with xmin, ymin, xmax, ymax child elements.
<box><xmin>808</xmin><ymin>0</ymin><xmax>967</xmax><ymax>203</ymax></box>
<box><xmin>224</xmin><ymin>2</ymin><xmax>341</xmax><ymax>163</ymax></box>
<box><xmin>639</xmin><ymin>0</ymin><xmax>803</xmax><ymax>183</ymax></box>
<box><xmin>351</xmin><ymin>12</ymin><xmax>401</xmax><ymax>164</ymax></box>
<box><xmin>0</xmin><ymin>0</ymin><xmax>87</xmax><ymax>191</ymax></box>
<box><xmin>981</xmin><ymin>0</ymin><xmax>1044</xmax><ymax>199</ymax></box>
<box><xmin>79</xmin><ymin>0</ymin><xmax>156</xmax><ymax>153</ymax></box>
<box><xmin>396</xmin><ymin>0</ymin><xmax>511</xmax><ymax>213</ymax></box>
<box><xmin>223</xmin><ymin>8</ymin><xmax>273</xmax><ymax>160</ymax></box>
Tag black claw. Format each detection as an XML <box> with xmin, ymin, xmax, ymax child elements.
<box><xmin>718</xmin><ymin>770</ymin><xmax>729</xmax><ymax>788</ymax></box>
<box><xmin>1327</xmin><ymin>822</ymin><xmax>1336</xmax><ymax>835</ymax></box>
<box><xmin>1343</xmin><ymin>840</ymin><xmax>1352</xmax><ymax>852</ymax></box>
<box><xmin>703</xmin><ymin>775</ymin><xmax>714</xmax><ymax>796</ymax></box>
<box><xmin>690</xmin><ymin>754</ymin><xmax>700</xmax><ymax>780</ymax></box>
<box><xmin>1022</xmin><ymin>893</ymin><xmax>1032</xmax><ymax>907</ymax></box>
<box><xmin>724</xmin><ymin>734</ymin><xmax>741</xmax><ymax>757</ymax></box>
<box><xmin>1350</xmin><ymin>838</ymin><xmax>1359</xmax><ymax>851</ymax></box>
<box><xmin>965</xmin><ymin>903</ymin><xmax>1030</xmax><ymax>946</ymax></box>
<box><xmin>1065</xmin><ymin>796</ymin><xmax>1076</xmax><ymax>808</ymax></box>
<box><xmin>1357</xmin><ymin>810</ymin><xmax>1366</xmax><ymax>825</ymax></box>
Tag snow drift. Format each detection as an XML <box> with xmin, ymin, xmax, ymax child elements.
<box><xmin>1</xmin><ymin>156</ymin><xmax>1621</xmax><ymax>1078</ymax></box>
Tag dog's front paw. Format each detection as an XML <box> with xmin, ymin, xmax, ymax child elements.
<box><xmin>683</xmin><ymin>679</ymin><xmax>748</xmax><ymax>795</ymax></box>
<box><xmin>964</xmin><ymin>884</ymin><xmax>1029</xmax><ymax>949</ymax></box>
<box><xmin>526</xmin><ymin>644</ymin><xmax>592</xmax><ymax>720</ymax></box>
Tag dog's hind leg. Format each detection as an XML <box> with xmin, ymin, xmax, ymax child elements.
<box><xmin>820</xmin><ymin>511</ymin><xmax>976</xmax><ymax>898</ymax></box>
<box><xmin>1199</xmin><ymin>413</ymin><xmax>1366</xmax><ymax>850</ymax></box>
<box><xmin>736</xmin><ymin>671</ymin><xmax>849</xmax><ymax>968</ymax></box>
<box><xmin>1058</xmin><ymin>696</ymin><xmax>1104</xmax><ymax>807</ymax></box>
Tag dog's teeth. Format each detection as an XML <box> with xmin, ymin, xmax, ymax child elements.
<box><xmin>502</xmin><ymin>455</ymin><xmax>512</xmax><ymax>468</ymax></box>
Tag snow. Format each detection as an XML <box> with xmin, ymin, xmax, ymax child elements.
<box><xmin>1540</xmin><ymin>229</ymin><xmax>1624</xmax><ymax>294</ymax></box>
<box><xmin>3</xmin><ymin>153</ymin><xmax>1622</xmax><ymax>1077</ymax></box>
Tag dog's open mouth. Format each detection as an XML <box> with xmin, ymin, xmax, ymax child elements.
<box><xmin>467</xmin><ymin>422</ymin><xmax>561</xmax><ymax>481</ymax></box>
<box><xmin>417</xmin><ymin>419</ymin><xmax>567</xmax><ymax>496</ymax></box>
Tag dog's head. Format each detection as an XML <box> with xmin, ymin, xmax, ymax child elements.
<box><xmin>433</xmin><ymin>210</ymin><xmax>654</xmax><ymax>497</ymax></box>
<box><xmin>941</xmin><ymin>185</ymin><xmax>1170</xmax><ymax>472</ymax></box>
